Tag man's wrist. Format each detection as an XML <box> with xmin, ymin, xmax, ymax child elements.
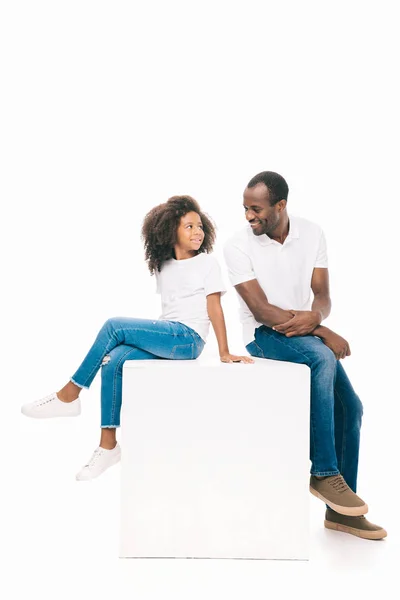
<box><xmin>312</xmin><ymin>309</ymin><xmax>323</xmax><ymax>325</ymax></box>
<box><xmin>312</xmin><ymin>325</ymin><xmax>330</xmax><ymax>339</ymax></box>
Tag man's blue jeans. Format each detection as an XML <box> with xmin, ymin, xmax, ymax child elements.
<box><xmin>246</xmin><ymin>326</ymin><xmax>363</xmax><ymax>492</ymax></box>
<box><xmin>70</xmin><ymin>317</ymin><xmax>205</xmax><ymax>428</ymax></box>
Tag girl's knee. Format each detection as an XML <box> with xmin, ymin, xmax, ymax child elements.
<box><xmin>103</xmin><ymin>317</ymin><xmax>118</xmax><ymax>330</ymax></box>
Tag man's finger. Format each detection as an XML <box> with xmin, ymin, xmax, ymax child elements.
<box><xmin>285</xmin><ymin>326</ymin><xmax>306</xmax><ymax>337</ymax></box>
<box><xmin>273</xmin><ymin>319</ymin><xmax>296</xmax><ymax>333</ymax></box>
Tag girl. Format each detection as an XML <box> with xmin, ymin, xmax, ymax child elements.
<box><xmin>21</xmin><ymin>195</ymin><xmax>253</xmax><ymax>480</ymax></box>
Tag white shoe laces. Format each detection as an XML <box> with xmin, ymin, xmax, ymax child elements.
<box><xmin>34</xmin><ymin>393</ymin><xmax>57</xmax><ymax>407</ymax></box>
<box><xmin>84</xmin><ymin>448</ymin><xmax>106</xmax><ymax>469</ymax></box>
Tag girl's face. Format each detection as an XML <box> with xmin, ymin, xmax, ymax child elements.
<box><xmin>175</xmin><ymin>211</ymin><xmax>205</xmax><ymax>253</ymax></box>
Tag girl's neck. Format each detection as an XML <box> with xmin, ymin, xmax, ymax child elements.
<box><xmin>173</xmin><ymin>246</ymin><xmax>198</xmax><ymax>261</ymax></box>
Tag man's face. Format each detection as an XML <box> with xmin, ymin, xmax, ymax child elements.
<box><xmin>243</xmin><ymin>183</ymin><xmax>283</xmax><ymax>237</ymax></box>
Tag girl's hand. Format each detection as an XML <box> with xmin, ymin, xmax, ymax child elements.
<box><xmin>220</xmin><ymin>353</ymin><xmax>254</xmax><ymax>364</ymax></box>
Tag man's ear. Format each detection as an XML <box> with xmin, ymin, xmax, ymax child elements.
<box><xmin>277</xmin><ymin>199</ymin><xmax>287</xmax><ymax>212</ymax></box>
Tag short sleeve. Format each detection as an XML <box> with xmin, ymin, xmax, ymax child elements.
<box><xmin>204</xmin><ymin>256</ymin><xmax>227</xmax><ymax>297</ymax></box>
<box><xmin>223</xmin><ymin>240</ymin><xmax>256</xmax><ymax>286</ymax></box>
<box><xmin>315</xmin><ymin>231</ymin><xmax>328</xmax><ymax>268</ymax></box>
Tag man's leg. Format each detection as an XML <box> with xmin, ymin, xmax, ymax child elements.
<box><xmin>246</xmin><ymin>326</ymin><xmax>367</xmax><ymax>516</ymax></box>
<box><xmin>333</xmin><ymin>360</ymin><xmax>363</xmax><ymax>492</ymax></box>
<box><xmin>247</xmin><ymin>326</ymin><xmax>340</xmax><ymax>475</ymax></box>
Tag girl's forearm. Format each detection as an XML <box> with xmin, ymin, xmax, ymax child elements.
<box><xmin>209</xmin><ymin>309</ymin><xmax>230</xmax><ymax>356</ymax></box>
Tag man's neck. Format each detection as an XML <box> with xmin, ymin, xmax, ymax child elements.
<box><xmin>269</xmin><ymin>213</ymin><xmax>290</xmax><ymax>245</ymax></box>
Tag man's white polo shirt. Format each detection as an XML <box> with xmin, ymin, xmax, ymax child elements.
<box><xmin>223</xmin><ymin>215</ymin><xmax>328</xmax><ymax>346</ymax></box>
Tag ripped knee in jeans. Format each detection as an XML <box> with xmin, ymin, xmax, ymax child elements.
<box><xmin>101</xmin><ymin>355</ymin><xmax>111</xmax><ymax>366</ymax></box>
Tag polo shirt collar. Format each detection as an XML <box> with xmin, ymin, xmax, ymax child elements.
<box><xmin>253</xmin><ymin>215</ymin><xmax>299</xmax><ymax>246</ymax></box>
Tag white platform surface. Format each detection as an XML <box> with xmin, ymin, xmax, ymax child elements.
<box><xmin>120</xmin><ymin>357</ymin><xmax>310</xmax><ymax>560</ymax></box>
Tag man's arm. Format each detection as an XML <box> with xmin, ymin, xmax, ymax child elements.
<box><xmin>273</xmin><ymin>268</ymin><xmax>331</xmax><ymax>337</ymax></box>
<box><xmin>234</xmin><ymin>279</ymin><xmax>295</xmax><ymax>327</ymax></box>
<box><xmin>235</xmin><ymin>272</ymin><xmax>350</xmax><ymax>360</ymax></box>
<box><xmin>311</xmin><ymin>267</ymin><xmax>331</xmax><ymax>321</ymax></box>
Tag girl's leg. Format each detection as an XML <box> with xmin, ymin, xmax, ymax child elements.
<box><xmin>22</xmin><ymin>317</ymin><xmax>203</xmax><ymax>424</ymax></box>
<box><xmin>57</xmin><ymin>381</ymin><xmax>82</xmax><ymax>403</ymax></box>
<box><xmin>76</xmin><ymin>341</ymin><xmax>192</xmax><ymax>481</ymax></box>
<box><xmin>70</xmin><ymin>317</ymin><xmax>203</xmax><ymax>391</ymax></box>
<box><xmin>100</xmin><ymin>344</ymin><xmax>158</xmax><ymax>443</ymax></box>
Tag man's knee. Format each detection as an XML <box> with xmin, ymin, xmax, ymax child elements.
<box><xmin>351</xmin><ymin>394</ymin><xmax>364</xmax><ymax>424</ymax></box>
<box><xmin>312</xmin><ymin>343</ymin><xmax>337</xmax><ymax>371</ymax></box>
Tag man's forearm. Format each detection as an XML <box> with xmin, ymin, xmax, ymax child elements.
<box><xmin>312</xmin><ymin>295</ymin><xmax>331</xmax><ymax>322</ymax></box>
<box><xmin>311</xmin><ymin>324</ymin><xmax>332</xmax><ymax>340</ymax></box>
<box><xmin>255</xmin><ymin>304</ymin><xmax>294</xmax><ymax>328</ymax></box>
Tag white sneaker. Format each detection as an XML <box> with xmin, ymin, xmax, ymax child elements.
<box><xmin>76</xmin><ymin>443</ymin><xmax>121</xmax><ymax>481</ymax></box>
<box><xmin>21</xmin><ymin>392</ymin><xmax>81</xmax><ymax>419</ymax></box>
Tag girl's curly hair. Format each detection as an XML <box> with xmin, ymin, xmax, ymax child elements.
<box><xmin>141</xmin><ymin>195</ymin><xmax>216</xmax><ymax>274</ymax></box>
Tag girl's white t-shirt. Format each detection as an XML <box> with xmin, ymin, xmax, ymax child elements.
<box><xmin>155</xmin><ymin>253</ymin><xmax>226</xmax><ymax>342</ymax></box>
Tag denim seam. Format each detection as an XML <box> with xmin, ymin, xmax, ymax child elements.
<box><xmin>70</xmin><ymin>377</ymin><xmax>88</xmax><ymax>390</ymax></box>
<box><xmin>257</xmin><ymin>328</ymin><xmax>339</xmax><ymax>474</ymax></box>
<box><xmin>334</xmin><ymin>387</ymin><xmax>347</xmax><ymax>477</ymax></box>
<box><xmin>310</xmin><ymin>469</ymin><xmax>340</xmax><ymax>476</ymax></box>
<box><xmin>79</xmin><ymin>334</ymin><xmax>121</xmax><ymax>388</ymax></box>
<box><xmin>169</xmin><ymin>342</ymin><xmax>195</xmax><ymax>359</ymax></box>
<box><xmin>257</xmin><ymin>328</ymin><xmax>316</xmax><ymax>363</ymax></box>
<box><xmin>78</xmin><ymin>326</ymin><xmax>194</xmax><ymax>388</ymax></box>
<box><xmin>251</xmin><ymin>341</ymin><xmax>265</xmax><ymax>358</ymax></box>
<box><xmin>109</xmin><ymin>346</ymin><xmax>141</xmax><ymax>427</ymax></box>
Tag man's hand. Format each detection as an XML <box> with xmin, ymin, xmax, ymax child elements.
<box><xmin>318</xmin><ymin>329</ymin><xmax>351</xmax><ymax>360</ymax></box>
<box><xmin>272</xmin><ymin>310</ymin><xmax>322</xmax><ymax>337</ymax></box>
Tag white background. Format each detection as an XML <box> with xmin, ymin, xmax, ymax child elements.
<box><xmin>2</xmin><ymin>0</ymin><xmax>399</xmax><ymax>597</ymax></box>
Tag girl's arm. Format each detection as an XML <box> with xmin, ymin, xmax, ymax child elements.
<box><xmin>206</xmin><ymin>293</ymin><xmax>254</xmax><ymax>364</ymax></box>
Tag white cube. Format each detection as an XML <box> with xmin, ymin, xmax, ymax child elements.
<box><xmin>120</xmin><ymin>357</ymin><xmax>310</xmax><ymax>560</ymax></box>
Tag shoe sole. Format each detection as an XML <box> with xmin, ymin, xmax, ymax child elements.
<box><xmin>21</xmin><ymin>410</ymin><xmax>81</xmax><ymax>418</ymax></box>
<box><xmin>309</xmin><ymin>486</ymin><xmax>368</xmax><ymax>516</ymax></box>
<box><xmin>324</xmin><ymin>520</ymin><xmax>387</xmax><ymax>540</ymax></box>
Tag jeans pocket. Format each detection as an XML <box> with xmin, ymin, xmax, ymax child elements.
<box><xmin>169</xmin><ymin>343</ymin><xmax>195</xmax><ymax>360</ymax></box>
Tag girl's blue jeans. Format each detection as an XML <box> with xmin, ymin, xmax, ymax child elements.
<box><xmin>246</xmin><ymin>326</ymin><xmax>363</xmax><ymax>493</ymax></box>
<box><xmin>70</xmin><ymin>317</ymin><xmax>205</xmax><ymax>428</ymax></box>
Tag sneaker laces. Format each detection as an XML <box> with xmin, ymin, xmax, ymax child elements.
<box><xmin>328</xmin><ymin>475</ymin><xmax>350</xmax><ymax>493</ymax></box>
<box><xmin>34</xmin><ymin>393</ymin><xmax>57</xmax><ymax>407</ymax></box>
<box><xmin>84</xmin><ymin>448</ymin><xmax>106</xmax><ymax>469</ymax></box>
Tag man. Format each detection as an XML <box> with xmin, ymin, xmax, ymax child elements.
<box><xmin>223</xmin><ymin>171</ymin><xmax>386</xmax><ymax>540</ymax></box>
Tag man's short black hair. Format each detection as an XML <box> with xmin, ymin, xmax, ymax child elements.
<box><xmin>247</xmin><ymin>171</ymin><xmax>289</xmax><ymax>206</ymax></box>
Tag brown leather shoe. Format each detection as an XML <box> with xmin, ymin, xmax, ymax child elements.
<box><xmin>310</xmin><ymin>475</ymin><xmax>368</xmax><ymax>516</ymax></box>
<box><xmin>325</xmin><ymin>508</ymin><xmax>387</xmax><ymax>540</ymax></box>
